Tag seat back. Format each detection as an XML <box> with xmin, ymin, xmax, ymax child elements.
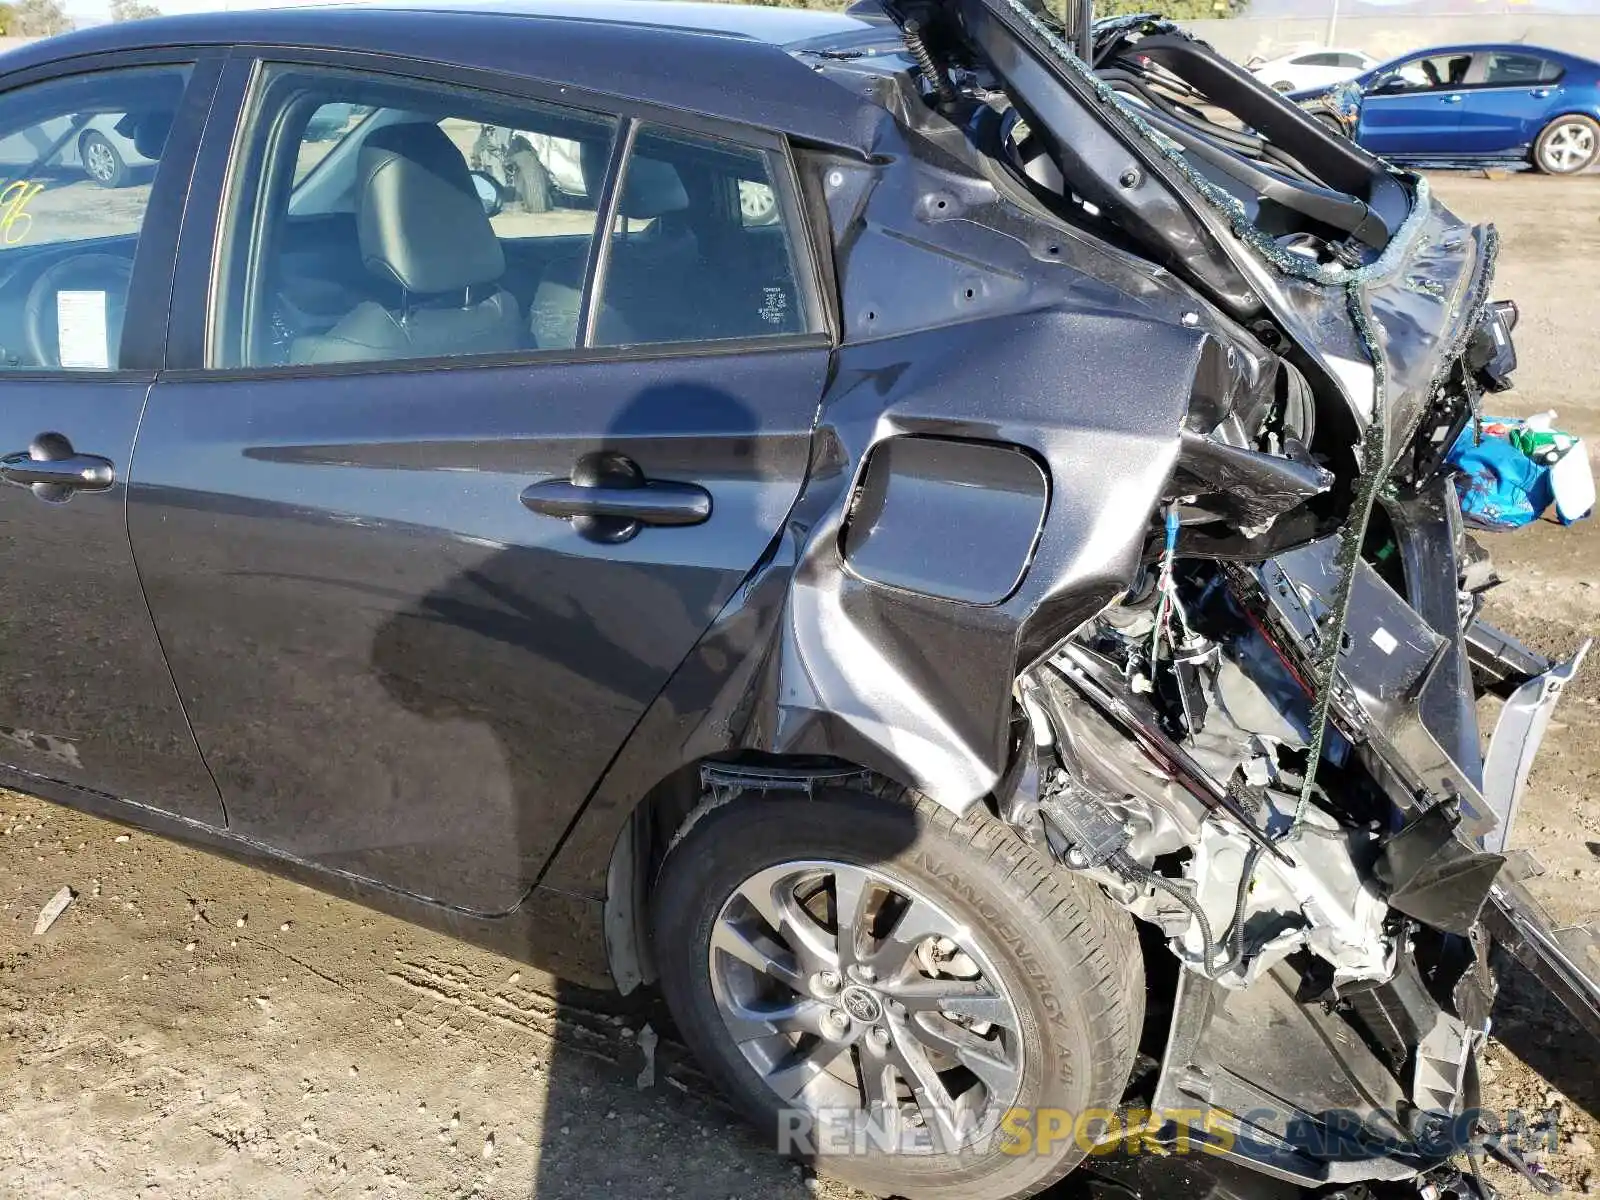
<box><xmin>292</xmin><ymin>122</ymin><xmax>524</xmax><ymax>364</ymax></box>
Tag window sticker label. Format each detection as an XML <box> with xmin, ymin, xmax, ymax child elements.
<box><xmin>57</xmin><ymin>290</ymin><xmax>110</xmax><ymax>369</ymax></box>
<box><xmin>0</xmin><ymin>179</ymin><xmax>42</xmax><ymax>245</ymax></box>
<box><xmin>760</xmin><ymin>286</ymin><xmax>789</xmax><ymax>327</ymax></box>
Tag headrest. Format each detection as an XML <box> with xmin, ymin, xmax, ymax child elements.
<box><xmin>113</xmin><ymin>110</ymin><xmax>174</xmax><ymax>160</ymax></box>
<box><xmin>356</xmin><ymin>123</ymin><xmax>505</xmax><ymax>294</ymax></box>
<box><xmin>579</xmin><ymin>140</ymin><xmax>691</xmax><ymax>221</ymax></box>
<box><xmin>620</xmin><ymin>157</ymin><xmax>689</xmax><ymax>220</ymax></box>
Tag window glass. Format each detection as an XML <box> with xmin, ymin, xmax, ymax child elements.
<box><xmin>589</xmin><ymin>125</ymin><xmax>806</xmax><ymax>347</ymax></box>
<box><xmin>1334</xmin><ymin>53</ymin><xmax>1367</xmax><ymax>69</ymax></box>
<box><xmin>1296</xmin><ymin>53</ymin><xmax>1338</xmax><ymax>68</ymax></box>
<box><xmin>1481</xmin><ymin>52</ymin><xmax>1558</xmax><ymax>86</ymax></box>
<box><xmin>214</xmin><ymin>66</ymin><xmax>617</xmax><ymax>368</ymax></box>
<box><xmin>292</xmin><ymin>102</ymin><xmax>377</xmax><ymax>183</ymax></box>
<box><xmin>0</xmin><ymin>66</ymin><xmax>187</xmax><ymax>369</ymax></box>
<box><xmin>1387</xmin><ymin>53</ymin><xmax>1473</xmax><ymax>91</ymax></box>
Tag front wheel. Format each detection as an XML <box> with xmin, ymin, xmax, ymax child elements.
<box><xmin>650</xmin><ymin>787</ymin><xmax>1144</xmax><ymax>1200</ymax></box>
<box><xmin>1533</xmin><ymin>115</ymin><xmax>1599</xmax><ymax>174</ymax></box>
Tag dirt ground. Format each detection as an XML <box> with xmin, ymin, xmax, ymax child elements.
<box><xmin>2</xmin><ymin>170</ymin><xmax>1599</xmax><ymax>1200</ymax></box>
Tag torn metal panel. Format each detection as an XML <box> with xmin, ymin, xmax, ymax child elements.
<box><xmin>1485</xmin><ymin>876</ymin><xmax>1600</xmax><ymax>1042</ymax></box>
<box><xmin>1481</xmin><ymin>640</ymin><xmax>1591</xmax><ymax>854</ymax></box>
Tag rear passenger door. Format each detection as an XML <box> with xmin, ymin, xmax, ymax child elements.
<box><xmin>1455</xmin><ymin>51</ymin><xmax>1566</xmax><ymax>155</ymax></box>
<box><xmin>128</xmin><ymin>56</ymin><xmax>832</xmax><ymax>913</ymax></box>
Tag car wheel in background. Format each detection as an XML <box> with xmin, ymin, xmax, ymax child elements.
<box><xmin>80</xmin><ymin>131</ymin><xmax>128</xmax><ymax>189</ymax></box>
<box><xmin>1533</xmin><ymin>115</ymin><xmax>1599</xmax><ymax>175</ymax></box>
<box><xmin>507</xmin><ymin>137</ymin><xmax>553</xmax><ymax>214</ymax></box>
<box><xmin>1271</xmin><ymin>80</ymin><xmax>1294</xmax><ymax>92</ymax></box>
<box><xmin>738</xmin><ymin>179</ymin><xmax>778</xmax><ymax>225</ymax></box>
<box><xmin>650</xmin><ymin>786</ymin><xmax>1145</xmax><ymax>1200</ymax></box>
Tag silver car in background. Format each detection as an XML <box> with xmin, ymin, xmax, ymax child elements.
<box><xmin>0</xmin><ymin>111</ymin><xmax>156</xmax><ymax>187</ymax></box>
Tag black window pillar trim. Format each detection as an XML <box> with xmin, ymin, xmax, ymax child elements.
<box><xmin>167</xmin><ymin>50</ymin><xmax>256</xmax><ymax>373</ymax></box>
<box><xmin>126</xmin><ymin>49</ymin><xmax>231</xmax><ymax>374</ymax></box>
<box><xmin>578</xmin><ymin>117</ymin><xmax>637</xmax><ymax>351</ymax></box>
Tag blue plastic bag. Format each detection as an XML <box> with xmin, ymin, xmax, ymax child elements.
<box><xmin>1448</xmin><ymin>423</ymin><xmax>1559</xmax><ymax>531</ymax></box>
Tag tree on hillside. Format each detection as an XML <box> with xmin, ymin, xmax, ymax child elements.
<box><xmin>10</xmin><ymin>0</ymin><xmax>70</xmax><ymax>35</ymax></box>
<box><xmin>110</xmin><ymin>0</ymin><xmax>161</xmax><ymax>20</ymax></box>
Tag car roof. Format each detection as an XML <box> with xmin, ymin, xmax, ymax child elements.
<box><xmin>0</xmin><ymin>0</ymin><xmax>891</xmax><ymax>155</ymax></box>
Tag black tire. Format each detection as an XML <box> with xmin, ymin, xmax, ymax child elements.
<box><xmin>651</xmin><ymin>787</ymin><xmax>1144</xmax><ymax>1200</ymax></box>
<box><xmin>1532</xmin><ymin>114</ymin><xmax>1599</xmax><ymax>175</ymax></box>
<box><xmin>510</xmin><ymin>148</ymin><xmax>553</xmax><ymax>214</ymax></box>
<box><xmin>79</xmin><ymin>130</ymin><xmax>127</xmax><ymax>189</ymax></box>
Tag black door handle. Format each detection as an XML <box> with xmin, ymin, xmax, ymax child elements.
<box><xmin>521</xmin><ymin>451</ymin><xmax>710</xmax><ymax>544</ymax></box>
<box><xmin>1</xmin><ymin>433</ymin><xmax>115</xmax><ymax>502</ymax></box>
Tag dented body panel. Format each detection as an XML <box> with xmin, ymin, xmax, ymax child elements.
<box><xmin>3</xmin><ymin>3</ymin><xmax>1591</xmax><ymax>1193</ymax></box>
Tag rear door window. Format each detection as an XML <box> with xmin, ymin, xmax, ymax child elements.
<box><xmin>1480</xmin><ymin>52</ymin><xmax>1562</xmax><ymax>86</ymax></box>
<box><xmin>588</xmin><ymin>124</ymin><xmax>808</xmax><ymax>348</ymax></box>
<box><xmin>212</xmin><ymin>65</ymin><xmax>619</xmax><ymax>367</ymax></box>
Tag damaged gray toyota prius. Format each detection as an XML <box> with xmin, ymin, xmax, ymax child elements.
<box><xmin>1</xmin><ymin>0</ymin><xmax>1594</xmax><ymax>1197</ymax></box>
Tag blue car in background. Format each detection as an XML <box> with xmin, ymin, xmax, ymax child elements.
<box><xmin>1292</xmin><ymin>43</ymin><xmax>1600</xmax><ymax>174</ymax></box>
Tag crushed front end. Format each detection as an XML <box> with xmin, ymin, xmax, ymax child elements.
<box><xmin>792</xmin><ymin>1</ymin><xmax>1599</xmax><ymax>1191</ymax></box>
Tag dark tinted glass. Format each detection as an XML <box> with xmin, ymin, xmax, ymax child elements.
<box><xmin>0</xmin><ymin>66</ymin><xmax>188</xmax><ymax>370</ymax></box>
<box><xmin>588</xmin><ymin>124</ymin><xmax>807</xmax><ymax>347</ymax></box>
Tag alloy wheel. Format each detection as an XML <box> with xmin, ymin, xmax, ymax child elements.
<box><xmin>84</xmin><ymin>137</ymin><xmax>117</xmax><ymax>183</ymax></box>
<box><xmin>1539</xmin><ymin>120</ymin><xmax>1597</xmax><ymax>173</ymax></box>
<box><xmin>707</xmin><ymin>860</ymin><xmax>1025</xmax><ymax>1154</ymax></box>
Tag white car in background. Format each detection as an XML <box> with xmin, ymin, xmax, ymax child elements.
<box><xmin>1248</xmin><ymin>47</ymin><xmax>1379</xmax><ymax>92</ymax></box>
<box><xmin>0</xmin><ymin>112</ymin><xmax>156</xmax><ymax>188</ymax></box>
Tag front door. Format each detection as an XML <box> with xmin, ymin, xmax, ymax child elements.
<box><xmin>1357</xmin><ymin>52</ymin><xmax>1476</xmax><ymax>155</ymax></box>
<box><xmin>0</xmin><ymin>56</ymin><xmax>225</xmax><ymax>823</ymax></box>
<box><xmin>129</xmin><ymin>58</ymin><xmax>829</xmax><ymax>912</ymax></box>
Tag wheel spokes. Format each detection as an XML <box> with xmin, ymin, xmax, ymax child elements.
<box><xmin>709</xmin><ymin>859</ymin><xmax>1025</xmax><ymax>1153</ymax></box>
<box><xmin>762</xmin><ymin>1033</ymin><xmax>853</xmax><ymax>1101</ymax></box>
<box><xmin>728</xmin><ymin>865</ymin><xmax>840</xmax><ymax>980</ymax></box>
<box><xmin>831</xmin><ymin>863</ymin><xmax>876</xmax><ymax>975</ymax></box>
<box><xmin>885</xmin><ymin>1019</ymin><xmax>966</xmax><ymax>1147</ymax></box>
<box><xmin>859</xmin><ymin>891</ymin><xmax>966</xmax><ymax>982</ymax></box>
<box><xmin>910</xmin><ymin>1013</ymin><xmax>1023</xmax><ymax>1100</ymax></box>
<box><xmin>710</xmin><ymin>917</ymin><xmax>806</xmax><ymax>993</ymax></box>
<box><xmin>856</xmin><ymin>1046</ymin><xmax>898</xmax><ymax>1116</ymax></box>
<box><xmin>721</xmin><ymin>994</ymin><xmax>831</xmax><ymax>1044</ymax></box>
<box><xmin>888</xmin><ymin>976</ymin><xmax>1015</xmax><ymax>1027</ymax></box>
<box><xmin>1546</xmin><ymin>124</ymin><xmax>1595</xmax><ymax>171</ymax></box>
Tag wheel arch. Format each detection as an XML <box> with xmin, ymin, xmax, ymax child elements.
<box><xmin>599</xmin><ymin>753</ymin><xmax>911</xmax><ymax>995</ymax></box>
